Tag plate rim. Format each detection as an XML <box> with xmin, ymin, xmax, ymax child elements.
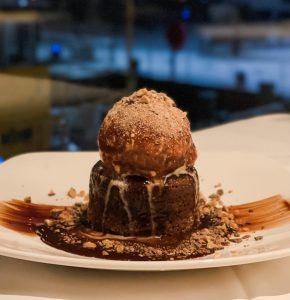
<box><xmin>1</xmin><ymin>242</ymin><xmax>290</xmax><ymax>271</ymax></box>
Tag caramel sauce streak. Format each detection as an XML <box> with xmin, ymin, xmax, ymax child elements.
<box><xmin>0</xmin><ymin>199</ymin><xmax>63</xmax><ymax>235</ymax></box>
<box><xmin>229</xmin><ymin>194</ymin><xmax>290</xmax><ymax>231</ymax></box>
<box><xmin>230</xmin><ymin>195</ymin><xmax>283</xmax><ymax>210</ymax></box>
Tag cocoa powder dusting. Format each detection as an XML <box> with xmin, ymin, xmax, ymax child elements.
<box><xmin>101</xmin><ymin>88</ymin><xmax>190</xmax><ymax>142</ymax></box>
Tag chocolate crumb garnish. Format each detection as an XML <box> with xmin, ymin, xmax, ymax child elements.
<box><xmin>254</xmin><ymin>236</ymin><xmax>263</xmax><ymax>241</ymax></box>
<box><xmin>229</xmin><ymin>238</ymin><xmax>243</xmax><ymax>243</ymax></box>
<box><xmin>44</xmin><ymin>219</ymin><xmax>57</xmax><ymax>227</ymax></box>
<box><xmin>48</xmin><ymin>190</ymin><xmax>56</xmax><ymax>197</ymax></box>
<box><xmin>78</xmin><ymin>190</ymin><xmax>86</xmax><ymax>197</ymax></box>
<box><xmin>217</xmin><ymin>189</ymin><xmax>224</xmax><ymax>196</ymax></box>
<box><xmin>242</xmin><ymin>234</ymin><xmax>251</xmax><ymax>239</ymax></box>
<box><xmin>240</xmin><ymin>227</ymin><xmax>250</xmax><ymax>232</ymax></box>
<box><xmin>24</xmin><ymin>196</ymin><xmax>31</xmax><ymax>203</ymax></box>
<box><xmin>67</xmin><ymin>187</ymin><xmax>77</xmax><ymax>199</ymax></box>
<box><xmin>83</xmin><ymin>241</ymin><xmax>97</xmax><ymax>249</ymax></box>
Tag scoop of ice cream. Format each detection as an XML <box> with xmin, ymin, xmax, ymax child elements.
<box><xmin>98</xmin><ymin>88</ymin><xmax>197</xmax><ymax>178</ymax></box>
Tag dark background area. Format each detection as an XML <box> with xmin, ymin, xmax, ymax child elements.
<box><xmin>0</xmin><ymin>0</ymin><xmax>289</xmax><ymax>159</ymax></box>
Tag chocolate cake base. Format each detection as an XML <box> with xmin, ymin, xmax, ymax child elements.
<box><xmin>88</xmin><ymin>161</ymin><xmax>199</xmax><ymax>236</ymax></box>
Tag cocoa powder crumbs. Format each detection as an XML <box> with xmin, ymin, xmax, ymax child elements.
<box><xmin>67</xmin><ymin>187</ymin><xmax>77</xmax><ymax>199</ymax></box>
<box><xmin>24</xmin><ymin>196</ymin><xmax>31</xmax><ymax>203</ymax></box>
<box><xmin>101</xmin><ymin>88</ymin><xmax>190</xmax><ymax>142</ymax></box>
<box><xmin>48</xmin><ymin>190</ymin><xmax>56</xmax><ymax>196</ymax></box>
<box><xmin>42</xmin><ymin>193</ymin><xmax>244</xmax><ymax>260</ymax></box>
<box><xmin>242</xmin><ymin>234</ymin><xmax>251</xmax><ymax>239</ymax></box>
<box><xmin>217</xmin><ymin>189</ymin><xmax>224</xmax><ymax>196</ymax></box>
<box><xmin>83</xmin><ymin>241</ymin><xmax>97</xmax><ymax>249</ymax></box>
<box><xmin>214</xmin><ymin>183</ymin><xmax>221</xmax><ymax>188</ymax></box>
<box><xmin>229</xmin><ymin>238</ymin><xmax>243</xmax><ymax>243</ymax></box>
<box><xmin>78</xmin><ymin>190</ymin><xmax>86</xmax><ymax>197</ymax></box>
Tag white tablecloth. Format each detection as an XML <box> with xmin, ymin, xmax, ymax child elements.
<box><xmin>1</xmin><ymin>113</ymin><xmax>290</xmax><ymax>300</ymax></box>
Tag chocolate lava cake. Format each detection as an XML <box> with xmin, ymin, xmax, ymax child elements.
<box><xmin>88</xmin><ymin>88</ymin><xmax>200</xmax><ymax>237</ymax></box>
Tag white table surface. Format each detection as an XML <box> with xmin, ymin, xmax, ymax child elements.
<box><xmin>0</xmin><ymin>113</ymin><xmax>290</xmax><ymax>300</ymax></box>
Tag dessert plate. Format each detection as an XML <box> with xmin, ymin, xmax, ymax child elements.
<box><xmin>0</xmin><ymin>152</ymin><xmax>290</xmax><ymax>271</ymax></box>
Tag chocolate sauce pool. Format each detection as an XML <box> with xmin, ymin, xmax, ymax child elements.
<box><xmin>1</xmin><ymin>195</ymin><xmax>290</xmax><ymax>261</ymax></box>
<box><xmin>34</xmin><ymin>224</ymin><xmax>188</xmax><ymax>261</ymax></box>
<box><xmin>0</xmin><ymin>200</ymin><xmax>202</xmax><ymax>261</ymax></box>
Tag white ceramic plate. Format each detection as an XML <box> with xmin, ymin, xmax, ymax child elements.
<box><xmin>0</xmin><ymin>152</ymin><xmax>290</xmax><ymax>271</ymax></box>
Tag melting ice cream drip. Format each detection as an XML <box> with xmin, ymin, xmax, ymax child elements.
<box><xmin>145</xmin><ymin>166</ymin><xmax>199</xmax><ymax>236</ymax></box>
<box><xmin>101</xmin><ymin>179</ymin><xmax>133</xmax><ymax>234</ymax></box>
<box><xmin>145</xmin><ymin>181</ymin><xmax>162</xmax><ymax>236</ymax></box>
<box><xmin>118</xmin><ymin>183</ymin><xmax>134</xmax><ymax>235</ymax></box>
<box><xmin>101</xmin><ymin>165</ymin><xmax>199</xmax><ymax>236</ymax></box>
<box><xmin>192</xmin><ymin>168</ymin><xmax>199</xmax><ymax>206</ymax></box>
<box><xmin>101</xmin><ymin>180</ymin><xmax>114</xmax><ymax>231</ymax></box>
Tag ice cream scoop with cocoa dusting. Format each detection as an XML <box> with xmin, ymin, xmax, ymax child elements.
<box><xmin>98</xmin><ymin>88</ymin><xmax>197</xmax><ymax>178</ymax></box>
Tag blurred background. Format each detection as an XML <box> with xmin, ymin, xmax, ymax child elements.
<box><xmin>0</xmin><ymin>0</ymin><xmax>290</xmax><ymax>161</ymax></box>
